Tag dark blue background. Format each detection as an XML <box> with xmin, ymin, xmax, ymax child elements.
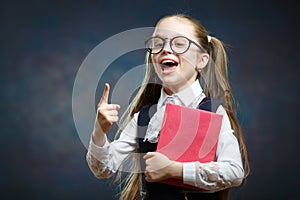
<box><xmin>1</xmin><ymin>0</ymin><xmax>299</xmax><ymax>199</ymax></box>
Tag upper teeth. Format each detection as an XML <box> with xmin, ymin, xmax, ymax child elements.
<box><xmin>162</xmin><ymin>60</ymin><xmax>175</xmax><ymax>64</ymax></box>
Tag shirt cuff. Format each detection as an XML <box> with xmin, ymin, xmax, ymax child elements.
<box><xmin>183</xmin><ymin>162</ymin><xmax>196</xmax><ymax>186</ymax></box>
<box><xmin>89</xmin><ymin>135</ymin><xmax>110</xmax><ymax>160</ymax></box>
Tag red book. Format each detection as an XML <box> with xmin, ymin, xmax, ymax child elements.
<box><xmin>156</xmin><ymin>103</ymin><xmax>223</xmax><ymax>190</ymax></box>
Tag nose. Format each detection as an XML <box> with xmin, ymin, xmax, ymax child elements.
<box><xmin>161</xmin><ymin>40</ymin><xmax>173</xmax><ymax>53</ymax></box>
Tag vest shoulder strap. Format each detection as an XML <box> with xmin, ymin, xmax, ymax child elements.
<box><xmin>197</xmin><ymin>97</ymin><xmax>223</xmax><ymax>113</ymax></box>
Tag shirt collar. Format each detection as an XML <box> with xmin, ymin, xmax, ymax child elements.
<box><xmin>157</xmin><ymin>81</ymin><xmax>204</xmax><ymax>108</ymax></box>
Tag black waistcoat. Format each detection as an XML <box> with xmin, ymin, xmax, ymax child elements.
<box><xmin>137</xmin><ymin>98</ymin><xmax>228</xmax><ymax>200</ymax></box>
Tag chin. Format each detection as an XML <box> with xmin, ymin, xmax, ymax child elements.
<box><xmin>162</xmin><ymin>79</ymin><xmax>182</xmax><ymax>88</ymax></box>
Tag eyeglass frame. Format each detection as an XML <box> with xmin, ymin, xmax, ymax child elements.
<box><xmin>145</xmin><ymin>35</ymin><xmax>207</xmax><ymax>54</ymax></box>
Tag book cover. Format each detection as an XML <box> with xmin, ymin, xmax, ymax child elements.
<box><xmin>156</xmin><ymin>103</ymin><xmax>223</xmax><ymax>190</ymax></box>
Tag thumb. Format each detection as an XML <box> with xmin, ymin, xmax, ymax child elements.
<box><xmin>143</xmin><ymin>152</ymin><xmax>155</xmax><ymax>160</ymax></box>
<box><xmin>100</xmin><ymin>83</ymin><xmax>110</xmax><ymax>104</ymax></box>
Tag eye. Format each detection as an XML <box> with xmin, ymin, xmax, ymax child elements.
<box><xmin>154</xmin><ymin>42</ymin><xmax>163</xmax><ymax>48</ymax></box>
<box><xmin>148</xmin><ymin>38</ymin><xmax>164</xmax><ymax>49</ymax></box>
<box><xmin>172</xmin><ymin>38</ymin><xmax>188</xmax><ymax>48</ymax></box>
<box><xmin>174</xmin><ymin>42</ymin><xmax>185</xmax><ymax>47</ymax></box>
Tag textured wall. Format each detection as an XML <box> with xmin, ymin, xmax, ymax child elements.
<box><xmin>0</xmin><ymin>0</ymin><xmax>299</xmax><ymax>199</ymax></box>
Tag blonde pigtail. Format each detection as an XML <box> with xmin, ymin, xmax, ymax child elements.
<box><xmin>208</xmin><ymin>36</ymin><xmax>250</xmax><ymax>179</ymax></box>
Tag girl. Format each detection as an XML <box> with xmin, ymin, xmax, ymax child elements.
<box><xmin>86</xmin><ymin>14</ymin><xmax>249</xmax><ymax>200</ymax></box>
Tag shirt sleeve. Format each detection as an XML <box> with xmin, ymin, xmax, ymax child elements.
<box><xmin>86</xmin><ymin>113</ymin><xmax>139</xmax><ymax>179</ymax></box>
<box><xmin>182</xmin><ymin>105</ymin><xmax>244</xmax><ymax>192</ymax></box>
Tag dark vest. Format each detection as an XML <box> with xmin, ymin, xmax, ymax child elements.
<box><xmin>138</xmin><ymin>98</ymin><xmax>229</xmax><ymax>200</ymax></box>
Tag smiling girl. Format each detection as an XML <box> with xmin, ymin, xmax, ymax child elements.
<box><xmin>86</xmin><ymin>14</ymin><xmax>249</xmax><ymax>200</ymax></box>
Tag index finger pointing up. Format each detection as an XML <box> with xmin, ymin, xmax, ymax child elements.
<box><xmin>100</xmin><ymin>83</ymin><xmax>110</xmax><ymax>104</ymax></box>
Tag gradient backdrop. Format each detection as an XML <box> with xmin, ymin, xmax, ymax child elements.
<box><xmin>1</xmin><ymin>0</ymin><xmax>299</xmax><ymax>199</ymax></box>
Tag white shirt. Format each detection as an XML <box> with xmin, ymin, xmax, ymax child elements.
<box><xmin>86</xmin><ymin>81</ymin><xmax>244</xmax><ymax>192</ymax></box>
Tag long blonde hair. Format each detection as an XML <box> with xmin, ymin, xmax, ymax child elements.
<box><xmin>116</xmin><ymin>14</ymin><xmax>250</xmax><ymax>200</ymax></box>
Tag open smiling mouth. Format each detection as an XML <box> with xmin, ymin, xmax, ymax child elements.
<box><xmin>160</xmin><ymin>60</ymin><xmax>179</xmax><ymax>71</ymax></box>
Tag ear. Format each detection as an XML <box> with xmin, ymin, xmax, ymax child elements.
<box><xmin>196</xmin><ymin>53</ymin><xmax>209</xmax><ymax>71</ymax></box>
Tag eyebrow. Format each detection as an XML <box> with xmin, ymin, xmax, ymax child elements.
<box><xmin>153</xmin><ymin>33</ymin><xmax>185</xmax><ymax>38</ymax></box>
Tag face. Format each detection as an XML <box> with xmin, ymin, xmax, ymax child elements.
<box><xmin>151</xmin><ymin>17</ymin><xmax>209</xmax><ymax>94</ymax></box>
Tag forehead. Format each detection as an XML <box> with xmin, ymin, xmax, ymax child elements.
<box><xmin>153</xmin><ymin>17</ymin><xmax>196</xmax><ymax>39</ymax></box>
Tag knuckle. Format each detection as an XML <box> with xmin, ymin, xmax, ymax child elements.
<box><xmin>98</xmin><ymin>109</ymin><xmax>106</xmax><ymax>116</ymax></box>
<box><xmin>112</xmin><ymin>116</ymin><xmax>119</xmax><ymax>122</ymax></box>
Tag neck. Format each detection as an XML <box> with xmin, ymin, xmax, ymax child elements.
<box><xmin>163</xmin><ymin>81</ymin><xmax>193</xmax><ymax>95</ymax></box>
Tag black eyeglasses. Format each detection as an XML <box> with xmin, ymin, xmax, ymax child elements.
<box><xmin>145</xmin><ymin>36</ymin><xmax>206</xmax><ymax>54</ymax></box>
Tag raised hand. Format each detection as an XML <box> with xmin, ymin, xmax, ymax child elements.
<box><xmin>96</xmin><ymin>83</ymin><xmax>120</xmax><ymax>133</ymax></box>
